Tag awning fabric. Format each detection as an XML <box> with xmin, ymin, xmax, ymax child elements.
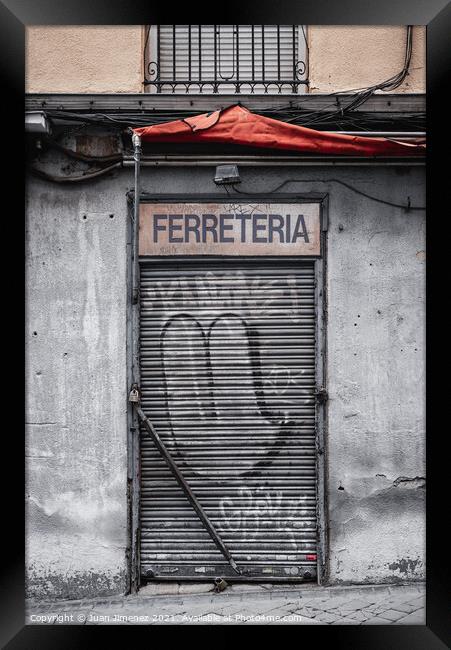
<box><xmin>133</xmin><ymin>105</ymin><xmax>425</xmax><ymax>156</ymax></box>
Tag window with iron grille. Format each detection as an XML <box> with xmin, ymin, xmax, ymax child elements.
<box><xmin>144</xmin><ymin>25</ymin><xmax>308</xmax><ymax>94</ymax></box>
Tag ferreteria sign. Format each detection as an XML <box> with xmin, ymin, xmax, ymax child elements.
<box><xmin>139</xmin><ymin>202</ymin><xmax>321</xmax><ymax>256</ymax></box>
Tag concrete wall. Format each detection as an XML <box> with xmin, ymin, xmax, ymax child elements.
<box><xmin>25</xmin><ymin>26</ymin><xmax>144</xmax><ymax>93</ymax></box>
<box><xmin>325</xmin><ymin>167</ymin><xmax>426</xmax><ymax>583</ymax></box>
<box><xmin>25</xmin><ymin>165</ymin><xmax>133</xmax><ymax>599</ymax></box>
<box><xmin>25</xmin><ymin>157</ymin><xmax>425</xmax><ymax>598</ymax></box>
<box><xmin>307</xmin><ymin>26</ymin><xmax>425</xmax><ymax>93</ymax></box>
<box><xmin>25</xmin><ymin>25</ymin><xmax>425</xmax><ymax>94</ymax></box>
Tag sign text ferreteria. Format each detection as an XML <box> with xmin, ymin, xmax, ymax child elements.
<box><xmin>139</xmin><ymin>203</ymin><xmax>321</xmax><ymax>256</ymax></box>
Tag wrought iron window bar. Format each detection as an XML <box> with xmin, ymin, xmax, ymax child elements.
<box><xmin>144</xmin><ymin>25</ymin><xmax>308</xmax><ymax>94</ymax></box>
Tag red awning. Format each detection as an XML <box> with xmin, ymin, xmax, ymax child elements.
<box><xmin>133</xmin><ymin>105</ymin><xmax>425</xmax><ymax>157</ymax></box>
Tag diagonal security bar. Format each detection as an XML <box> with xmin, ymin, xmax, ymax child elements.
<box><xmin>133</xmin><ymin>401</ymin><xmax>242</xmax><ymax>576</ymax></box>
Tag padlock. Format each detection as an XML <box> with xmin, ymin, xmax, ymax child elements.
<box><xmin>214</xmin><ymin>577</ymin><xmax>228</xmax><ymax>593</ymax></box>
<box><xmin>129</xmin><ymin>387</ymin><xmax>140</xmax><ymax>403</ymax></box>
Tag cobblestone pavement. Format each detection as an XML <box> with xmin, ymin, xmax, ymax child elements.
<box><xmin>26</xmin><ymin>582</ymin><xmax>425</xmax><ymax>626</ymax></box>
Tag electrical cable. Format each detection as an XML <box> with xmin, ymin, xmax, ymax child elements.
<box><xmin>29</xmin><ymin>161</ymin><xmax>122</xmax><ymax>183</ymax></box>
<box><xmin>40</xmin><ymin>106</ymin><xmax>425</xmax><ymax>137</ymax></box>
<box><xmin>34</xmin><ymin>27</ymin><xmax>419</xmax><ymax>135</ymax></box>
<box><xmin>260</xmin><ymin>26</ymin><xmax>414</xmax><ymax>114</ymax></box>
<box><xmin>230</xmin><ymin>179</ymin><xmax>425</xmax><ymax>210</ymax></box>
<box><xmin>322</xmin><ymin>26</ymin><xmax>413</xmax><ymax>115</ymax></box>
<box><xmin>28</xmin><ymin>27</ymin><xmax>422</xmax><ymax>182</ymax></box>
<box><xmin>226</xmin><ymin>26</ymin><xmax>415</xmax><ymax>124</ymax></box>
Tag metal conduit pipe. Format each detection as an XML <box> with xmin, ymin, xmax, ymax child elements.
<box><xmin>326</xmin><ymin>132</ymin><xmax>425</xmax><ymax>137</ymax></box>
<box><xmin>122</xmin><ymin>158</ymin><xmax>425</xmax><ymax>167</ymax></box>
<box><xmin>131</xmin><ymin>131</ymin><xmax>141</xmax><ymax>305</ymax></box>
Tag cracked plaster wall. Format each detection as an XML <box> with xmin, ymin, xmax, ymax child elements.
<box><xmin>25</xmin><ymin>166</ymin><xmax>132</xmax><ymax>599</ymax></box>
<box><xmin>326</xmin><ymin>168</ymin><xmax>425</xmax><ymax>583</ymax></box>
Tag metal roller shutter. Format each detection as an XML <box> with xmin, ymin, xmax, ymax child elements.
<box><xmin>139</xmin><ymin>259</ymin><xmax>318</xmax><ymax>581</ymax></box>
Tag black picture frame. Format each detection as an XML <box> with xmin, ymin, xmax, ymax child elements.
<box><xmin>2</xmin><ymin>0</ymin><xmax>449</xmax><ymax>646</ymax></box>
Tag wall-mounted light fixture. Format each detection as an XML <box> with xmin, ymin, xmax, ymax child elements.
<box><xmin>214</xmin><ymin>165</ymin><xmax>241</xmax><ymax>185</ymax></box>
<box><xmin>25</xmin><ymin>111</ymin><xmax>51</xmax><ymax>135</ymax></box>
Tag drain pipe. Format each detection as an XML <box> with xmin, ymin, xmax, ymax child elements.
<box><xmin>131</xmin><ymin>131</ymin><xmax>142</xmax><ymax>305</ymax></box>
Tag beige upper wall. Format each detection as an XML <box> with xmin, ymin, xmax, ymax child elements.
<box><xmin>26</xmin><ymin>25</ymin><xmax>425</xmax><ymax>94</ymax></box>
<box><xmin>26</xmin><ymin>26</ymin><xmax>144</xmax><ymax>93</ymax></box>
<box><xmin>307</xmin><ymin>26</ymin><xmax>425</xmax><ymax>93</ymax></box>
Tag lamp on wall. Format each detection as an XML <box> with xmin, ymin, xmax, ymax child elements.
<box><xmin>214</xmin><ymin>165</ymin><xmax>241</xmax><ymax>185</ymax></box>
<box><xmin>25</xmin><ymin>111</ymin><xmax>51</xmax><ymax>135</ymax></box>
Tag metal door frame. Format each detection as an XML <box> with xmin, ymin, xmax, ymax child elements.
<box><xmin>126</xmin><ymin>192</ymin><xmax>329</xmax><ymax>591</ymax></box>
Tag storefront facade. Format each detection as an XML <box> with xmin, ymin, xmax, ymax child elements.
<box><xmin>25</xmin><ymin>26</ymin><xmax>426</xmax><ymax>600</ymax></box>
<box><xmin>25</xmin><ymin>158</ymin><xmax>425</xmax><ymax>599</ymax></box>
